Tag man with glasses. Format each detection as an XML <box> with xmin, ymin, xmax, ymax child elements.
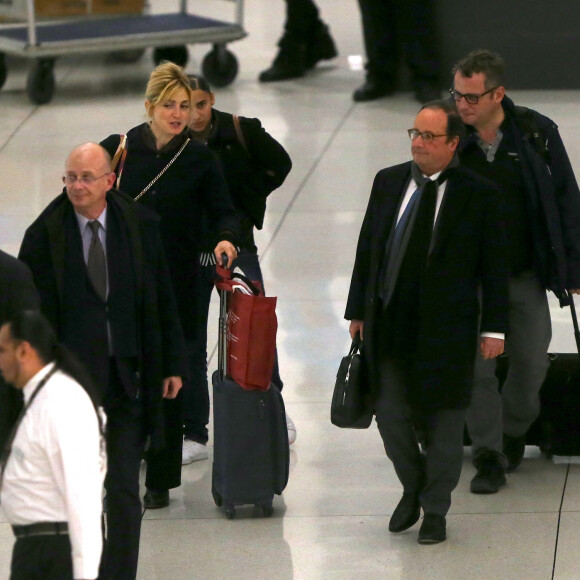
<box><xmin>451</xmin><ymin>49</ymin><xmax>580</xmax><ymax>494</ymax></box>
<box><xmin>345</xmin><ymin>100</ymin><xmax>508</xmax><ymax>543</ymax></box>
<box><xmin>18</xmin><ymin>143</ymin><xmax>187</xmax><ymax>579</ymax></box>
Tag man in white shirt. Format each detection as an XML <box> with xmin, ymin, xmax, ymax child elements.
<box><xmin>0</xmin><ymin>310</ymin><xmax>106</xmax><ymax>580</ymax></box>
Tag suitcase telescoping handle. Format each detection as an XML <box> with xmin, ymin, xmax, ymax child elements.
<box><xmin>566</xmin><ymin>291</ymin><xmax>580</xmax><ymax>354</ymax></box>
<box><xmin>217</xmin><ymin>253</ymin><xmax>230</xmax><ymax>381</ymax></box>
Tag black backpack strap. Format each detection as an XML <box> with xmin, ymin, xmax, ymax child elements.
<box><xmin>513</xmin><ymin>106</ymin><xmax>550</xmax><ymax>163</ymax></box>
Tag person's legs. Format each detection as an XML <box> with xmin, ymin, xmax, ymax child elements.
<box><xmin>182</xmin><ymin>264</ymin><xmax>214</xmax><ymax>445</ymax></box>
<box><xmin>11</xmin><ymin>536</ymin><xmax>73</xmax><ymax>580</ymax></box>
<box><xmin>501</xmin><ymin>272</ymin><xmax>551</xmax><ymax>470</ymax></box>
<box><xmin>100</xmin><ymin>365</ymin><xmax>146</xmax><ymax>580</ymax></box>
<box><xmin>259</xmin><ymin>0</ymin><xmax>337</xmax><ymax>82</ymax></box>
<box><xmin>375</xmin><ymin>356</ymin><xmax>425</xmax><ymax>496</ymax></box>
<box><xmin>502</xmin><ymin>272</ymin><xmax>551</xmax><ymax>437</ymax></box>
<box><xmin>420</xmin><ymin>408</ymin><xmax>467</xmax><ymax>516</ymax></box>
<box><xmin>354</xmin><ymin>0</ymin><xmax>397</xmax><ymax>101</ymax></box>
<box><xmin>144</xmin><ymin>392</ymin><xmax>184</xmax><ymax>506</ymax></box>
<box><xmin>396</xmin><ymin>0</ymin><xmax>440</xmax><ymax>102</ymax></box>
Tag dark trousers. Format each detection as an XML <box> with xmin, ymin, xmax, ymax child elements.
<box><xmin>11</xmin><ymin>535</ymin><xmax>73</xmax><ymax>580</ymax></box>
<box><xmin>375</xmin><ymin>355</ymin><xmax>466</xmax><ymax>517</ymax></box>
<box><xmin>145</xmin><ymin>392</ymin><xmax>183</xmax><ymax>491</ymax></box>
<box><xmin>357</xmin><ymin>0</ymin><xmax>439</xmax><ymax>87</ymax></box>
<box><xmin>284</xmin><ymin>0</ymin><xmax>321</xmax><ymax>39</ymax></box>
<box><xmin>100</xmin><ymin>361</ymin><xmax>147</xmax><ymax>580</ymax></box>
<box><xmin>183</xmin><ymin>249</ymin><xmax>284</xmax><ymax>442</ymax></box>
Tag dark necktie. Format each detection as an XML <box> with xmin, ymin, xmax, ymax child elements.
<box><xmin>380</xmin><ymin>159</ymin><xmax>458</xmax><ymax>305</ymax></box>
<box><xmin>87</xmin><ymin>220</ymin><xmax>107</xmax><ymax>301</ymax></box>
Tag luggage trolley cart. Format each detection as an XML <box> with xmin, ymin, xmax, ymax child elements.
<box><xmin>0</xmin><ymin>0</ymin><xmax>246</xmax><ymax>104</ymax></box>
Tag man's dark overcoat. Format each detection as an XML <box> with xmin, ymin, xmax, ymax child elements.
<box><xmin>0</xmin><ymin>250</ymin><xmax>40</xmax><ymax>448</ymax></box>
<box><xmin>18</xmin><ymin>190</ymin><xmax>187</xmax><ymax>447</ymax></box>
<box><xmin>345</xmin><ymin>162</ymin><xmax>510</xmax><ymax>410</ymax></box>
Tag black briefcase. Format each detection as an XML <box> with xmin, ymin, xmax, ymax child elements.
<box><xmin>331</xmin><ymin>334</ymin><xmax>374</xmax><ymax>429</ymax></box>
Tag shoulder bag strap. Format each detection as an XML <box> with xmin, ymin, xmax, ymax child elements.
<box><xmin>232</xmin><ymin>115</ymin><xmax>248</xmax><ymax>153</ymax></box>
<box><xmin>134</xmin><ymin>138</ymin><xmax>190</xmax><ymax>202</ymax></box>
<box><xmin>111</xmin><ymin>134</ymin><xmax>128</xmax><ymax>190</ymax></box>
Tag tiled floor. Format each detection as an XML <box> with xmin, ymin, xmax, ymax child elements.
<box><xmin>1</xmin><ymin>1</ymin><xmax>580</xmax><ymax>578</ymax></box>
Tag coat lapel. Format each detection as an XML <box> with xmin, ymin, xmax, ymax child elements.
<box><xmin>429</xmin><ymin>172</ymin><xmax>472</xmax><ymax>255</ymax></box>
<box><xmin>374</xmin><ymin>164</ymin><xmax>412</xmax><ymax>252</ymax></box>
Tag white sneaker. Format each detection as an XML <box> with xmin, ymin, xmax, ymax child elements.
<box><xmin>182</xmin><ymin>440</ymin><xmax>209</xmax><ymax>465</ymax></box>
<box><xmin>286</xmin><ymin>414</ymin><xmax>297</xmax><ymax>445</ymax></box>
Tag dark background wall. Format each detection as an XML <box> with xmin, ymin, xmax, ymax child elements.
<box><xmin>435</xmin><ymin>2</ymin><xmax>580</xmax><ymax>89</ymax></box>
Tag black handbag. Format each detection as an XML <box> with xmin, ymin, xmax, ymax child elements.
<box><xmin>331</xmin><ymin>333</ymin><xmax>374</xmax><ymax>429</ymax></box>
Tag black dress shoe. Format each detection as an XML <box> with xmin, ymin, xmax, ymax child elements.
<box><xmin>503</xmin><ymin>433</ymin><xmax>526</xmax><ymax>472</ymax></box>
<box><xmin>305</xmin><ymin>23</ymin><xmax>338</xmax><ymax>69</ymax></box>
<box><xmin>470</xmin><ymin>451</ymin><xmax>507</xmax><ymax>494</ymax></box>
<box><xmin>353</xmin><ymin>79</ymin><xmax>394</xmax><ymax>102</ymax></box>
<box><xmin>389</xmin><ymin>492</ymin><xmax>421</xmax><ymax>533</ymax></box>
<box><xmin>143</xmin><ymin>488</ymin><xmax>169</xmax><ymax>509</ymax></box>
<box><xmin>418</xmin><ymin>513</ymin><xmax>446</xmax><ymax>544</ymax></box>
<box><xmin>259</xmin><ymin>35</ymin><xmax>307</xmax><ymax>82</ymax></box>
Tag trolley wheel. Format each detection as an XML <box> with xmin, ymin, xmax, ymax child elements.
<box><xmin>260</xmin><ymin>503</ymin><xmax>274</xmax><ymax>518</ymax></box>
<box><xmin>202</xmin><ymin>45</ymin><xmax>238</xmax><ymax>87</ymax></box>
<box><xmin>27</xmin><ymin>59</ymin><xmax>55</xmax><ymax>105</ymax></box>
<box><xmin>153</xmin><ymin>46</ymin><xmax>189</xmax><ymax>67</ymax></box>
<box><xmin>110</xmin><ymin>49</ymin><xmax>146</xmax><ymax>63</ymax></box>
<box><xmin>212</xmin><ymin>489</ymin><xmax>223</xmax><ymax>507</ymax></box>
<box><xmin>0</xmin><ymin>53</ymin><xmax>7</xmax><ymax>90</ymax></box>
<box><xmin>225</xmin><ymin>506</ymin><xmax>236</xmax><ymax>520</ymax></box>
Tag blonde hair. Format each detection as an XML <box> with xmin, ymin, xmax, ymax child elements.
<box><xmin>145</xmin><ymin>62</ymin><xmax>192</xmax><ymax>118</ymax></box>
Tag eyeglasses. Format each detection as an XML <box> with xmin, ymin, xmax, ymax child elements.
<box><xmin>62</xmin><ymin>173</ymin><xmax>111</xmax><ymax>185</ymax></box>
<box><xmin>448</xmin><ymin>86</ymin><xmax>499</xmax><ymax>105</ymax></box>
<box><xmin>407</xmin><ymin>129</ymin><xmax>448</xmax><ymax>143</ymax></box>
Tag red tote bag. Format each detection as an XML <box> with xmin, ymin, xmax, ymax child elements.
<box><xmin>215</xmin><ymin>264</ymin><xmax>277</xmax><ymax>391</ymax></box>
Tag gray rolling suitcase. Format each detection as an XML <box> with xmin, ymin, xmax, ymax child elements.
<box><xmin>211</xmin><ymin>266</ymin><xmax>289</xmax><ymax>519</ymax></box>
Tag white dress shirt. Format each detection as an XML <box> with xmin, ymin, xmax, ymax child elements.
<box><xmin>1</xmin><ymin>363</ymin><xmax>106</xmax><ymax>579</ymax></box>
<box><xmin>401</xmin><ymin>171</ymin><xmax>504</xmax><ymax>341</ymax></box>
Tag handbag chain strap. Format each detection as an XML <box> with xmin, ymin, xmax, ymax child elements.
<box><xmin>134</xmin><ymin>138</ymin><xmax>190</xmax><ymax>202</ymax></box>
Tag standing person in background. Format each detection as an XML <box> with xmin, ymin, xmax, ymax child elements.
<box><xmin>185</xmin><ymin>74</ymin><xmax>295</xmax><ymax>464</ymax></box>
<box><xmin>354</xmin><ymin>0</ymin><xmax>440</xmax><ymax>103</ymax></box>
<box><xmin>0</xmin><ymin>310</ymin><xmax>105</xmax><ymax>580</ymax></box>
<box><xmin>100</xmin><ymin>62</ymin><xmax>240</xmax><ymax>508</ymax></box>
<box><xmin>451</xmin><ymin>49</ymin><xmax>580</xmax><ymax>494</ymax></box>
<box><xmin>0</xmin><ymin>250</ymin><xmax>39</xmax><ymax>450</ymax></box>
<box><xmin>259</xmin><ymin>0</ymin><xmax>337</xmax><ymax>82</ymax></box>
<box><xmin>18</xmin><ymin>143</ymin><xmax>187</xmax><ymax>580</ymax></box>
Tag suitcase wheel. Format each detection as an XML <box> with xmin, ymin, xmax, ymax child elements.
<box><xmin>225</xmin><ymin>506</ymin><xmax>236</xmax><ymax>520</ymax></box>
<box><xmin>259</xmin><ymin>503</ymin><xmax>274</xmax><ymax>518</ymax></box>
<box><xmin>212</xmin><ymin>489</ymin><xmax>223</xmax><ymax>508</ymax></box>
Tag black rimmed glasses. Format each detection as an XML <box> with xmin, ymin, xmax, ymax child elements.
<box><xmin>62</xmin><ymin>173</ymin><xmax>111</xmax><ymax>185</ymax></box>
<box><xmin>407</xmin><ymin>129</ymin><xmax>448</xmax><ymax>143</ymax></box>
<box><xmin>448</xmin><ymin>86</ymin><xmax>499</xmax><ymax>104</ymax></box>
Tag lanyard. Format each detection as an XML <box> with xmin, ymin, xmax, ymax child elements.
<box><xmin>0</xmin><ymin>366</ymin><xmax>57</xmax><ymax>497</ymax></box>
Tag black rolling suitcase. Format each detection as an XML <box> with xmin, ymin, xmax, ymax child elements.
<box><xmin>211</xmin><ymin>265</ymin><xmax>289</xmax><ymax>519</ymax></box>
<box><xmin>522</xmin><ymin>292</ymin><xmax>580</xmax><ymax>456</ymax></box>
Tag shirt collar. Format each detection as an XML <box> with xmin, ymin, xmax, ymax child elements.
<box><xmin>75</xmin><ymin>205</ymin><xmax>107</xmax><ymax>234</ymax></box>
<box><xmin>414</xmin><ymin>170</ymin><xmax>442</xmax><ymax>185</ymax></box>
<box><xmin>22</xmin><ymin>362</ymin><xmax>56</xmax><ymax>403</ymax></box>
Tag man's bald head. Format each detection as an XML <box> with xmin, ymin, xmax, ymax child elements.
<box><xmin>64</xmin><ymin>143</ymin><xmax>116</xmax><ymax>219</ymax></box>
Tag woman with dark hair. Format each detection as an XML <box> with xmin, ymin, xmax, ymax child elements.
<box><xmin>100</xmin><ymin>62</ymin><xmax>240</xmax><ymax>509</ymax></box>
<box><xmin>183</xmin><ymin>74</ymin><xmax>294</xmax><ymax>465</ymax></box>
